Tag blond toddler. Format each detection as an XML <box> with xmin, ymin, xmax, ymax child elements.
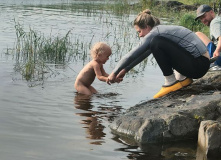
<box><xmin>75</xmin><ymin>42</ymin><xmax>113</xmax><ymax>95</ymax></box>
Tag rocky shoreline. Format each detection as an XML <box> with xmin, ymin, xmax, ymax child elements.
<box><xmin>109</xmin><ymin>70</ymin><xmax>221</xmax><ymax>157</ymax></box>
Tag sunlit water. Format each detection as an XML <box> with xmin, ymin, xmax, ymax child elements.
<box><xmin>0</xmin><ymin>1</ymin><xmax>197</xmax><ymax>160</ymax></box>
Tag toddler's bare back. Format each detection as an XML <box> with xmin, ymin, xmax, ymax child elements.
<box><xmin>75</xmin><ymin>61</ymin><xmax>96</xmax><ymax>87</ymax></box>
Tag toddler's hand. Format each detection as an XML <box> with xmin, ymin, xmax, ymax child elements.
<box><xmin>107</xmin><ymin>72</ymin><xmax>116</xmax><ymax>84</ymax></box>
<box><xmin>106</xmin><ymin>78</ymin><xmax>111</xmax><ymax>85</ymax></box>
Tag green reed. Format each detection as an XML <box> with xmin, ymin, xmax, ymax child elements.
<box><xmin>14</xmin><ymin>21</ymin><xmax>73</xmax><ymax>81</ymax></box>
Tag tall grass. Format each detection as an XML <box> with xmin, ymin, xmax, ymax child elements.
<box><xmin>177</xmin><ymin>0</ymin><xmax>217</xmax><ymax>5</ymax></box>
<box><xmin>15</xmin><ymin>22</ymin><xmax>72</xmax><ymax>64</ymax></box>
<box><xmin>14</xmin><ymin>21</ymin><xmax>73</xmax><ymax>81</ymax></box>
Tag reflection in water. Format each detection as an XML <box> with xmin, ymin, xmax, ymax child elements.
<box><xmin>74</xmin><ymin>92</ymin><xmax>123</xmax><ymax>146</ymax></box>
<box><xmin>112</xmin><ymin>134</ymin><xmax>197</xmax><ymax>160</ymax></box>
<box><xmin>112</xmin><ymin>135</ymin><xmax>163</xmax><ymax>160</ymax></box>
<box><xmin>74</xmin><ymin>93</ymin><xmax>105</xmax><ymax>144</ymax></box>
<box><xmin>196</xmin><ymin>145</ymin><xmax>220</xmax><ymax>160</ymax></box>
<box><xmin>196</xmin><ymin>146</ymin><xmax>207</xmax><ymax>160</ymax></box>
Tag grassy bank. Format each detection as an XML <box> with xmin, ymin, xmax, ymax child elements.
<box><xmin>24</xmin><ymin>0</ymin><xmax>213</xmax><ymax>33</ymax></box>
<box><xmin>30</xmin><ymin>0</ymin><xmax>211</xmax><ymax>32</ymax></box>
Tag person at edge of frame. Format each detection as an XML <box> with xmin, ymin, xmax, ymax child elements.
<box><xmin>195</xmin><ymin>4</ymin><xmax>221</xmax><ymax>71</ymax></box>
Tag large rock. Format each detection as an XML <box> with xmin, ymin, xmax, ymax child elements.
<box><xmin>196</xmin><ymin>120</ymin><xmax>221</xmax><ymax>159</ymax></box>
<box><xmin>110</xmin><ymin>71</ymin><xmax>221</xmax><ymax>144</ymax></box>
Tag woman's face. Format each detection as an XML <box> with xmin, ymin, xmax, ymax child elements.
<box><xmin>134</xmin><ymin>25</ymin><xmax>151</xmax><ymax>37</ymax></box>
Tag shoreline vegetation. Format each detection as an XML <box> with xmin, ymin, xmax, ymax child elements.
<box><xmin>7</xmin><ymin>0</ymin><xmax>219</xmax><ymax>83</ymax></box>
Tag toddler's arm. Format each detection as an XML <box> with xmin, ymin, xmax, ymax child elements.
<box><xmin>100</xmin><ymin>65</ymin><xmax>109</xmax><ymax>77</ymax></box>
<box><xmin>93</xmin><ymin>62</ymin><xmax>109</xmax><ymax>82</ymax></box>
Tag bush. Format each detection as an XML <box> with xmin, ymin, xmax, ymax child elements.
<box><xmin>179</xmin><ymin>13</ymin><xmax>209</xmax><ymax>35</ymax></box>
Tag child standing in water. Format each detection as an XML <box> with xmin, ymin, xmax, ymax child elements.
<box><xmin>75</xmin><ymin>42</ymin><xmax>113</xmax><ymax>95</ymax></box>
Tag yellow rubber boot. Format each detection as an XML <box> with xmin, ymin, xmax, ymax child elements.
<box><xmin>179</xmin><ymin>78</ymin><xmax>193</xmax><ymax>87</ymax></box>
<box><xmin>154</xmin><ymin>82</ymin><xmax>183</xmax><ymax>98</ymax></box>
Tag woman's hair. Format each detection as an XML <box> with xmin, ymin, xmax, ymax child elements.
<box><xmin>90</xmin><ymin>42</ymin><xmax>111</xmax><ymax>59</ymax></box>
<box><xmin>134</xmin><ymin>9</ymin><xmax>160</xmax><ymax>29</ymax></box>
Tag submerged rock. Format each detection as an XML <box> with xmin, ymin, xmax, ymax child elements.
<box><xmin>109</xmin><ymin>71</ymin><xmax>221</xmax><ymax>144</ymax></box>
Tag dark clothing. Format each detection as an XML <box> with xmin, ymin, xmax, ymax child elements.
<box><xmin>150</xmin><ymin>36</ymin><xmax>210</xmax><ymax>79</ymax></box>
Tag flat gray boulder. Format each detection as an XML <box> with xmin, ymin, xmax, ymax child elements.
<box><xmin>110</xmin><ymin>71</ymin><xmax>221</xmax><ymax>144</ymax></box>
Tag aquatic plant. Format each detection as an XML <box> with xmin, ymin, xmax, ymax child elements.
<box><xmin>14</xmin><ymin>21</ymin><xmax>73</xmax><ymax>81</ymax></box>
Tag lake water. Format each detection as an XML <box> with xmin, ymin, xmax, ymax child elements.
<box><xmin>0</xmin><ymin>1</ymin><xmax>197</xmax><ymax>160</ymax></box>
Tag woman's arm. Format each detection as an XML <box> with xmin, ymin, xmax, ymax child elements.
<box><xmin>112</xmin><ymin>44</ymin><xmax>148</xmax><ymax>75</ymax></box>
<box><xmin>114</xmin><ymin>50</ymin><xmax>151</xmax><ymax>81</ymax></box>
<box><xmin>124</xmin><ymin>50</ymin><xmax>151</xmax><ymax>72</ymax></box>
<box><xmin>107</xmin><ymin>50</ymin><xmax>151</xmax><ymax>83</ymax></box>
<box><xmin>108</xmin><ymin>32</ymin><xmax>155</xmax><ymax>83</ymax></box>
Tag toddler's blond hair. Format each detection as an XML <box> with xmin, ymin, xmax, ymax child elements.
<box><xmin>90</xmin><ymin>42</ymin><xmax>110</xmax><ymax>59</ymax></box>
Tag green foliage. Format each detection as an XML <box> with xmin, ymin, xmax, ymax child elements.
<box><xmin>179</xmin><ymin>13</ymin><xmax>209</xmax><ymax>34</ymax></box>
<box><xmin>179</xmin><ymin>14</ymin><xmax>201</xmax><ymax>30</ymax></box>
<box><xmin>105</xmin><ymin>0</ymin><xmax>132</xmax><ymax>14</ymax></box>
<box><xmin>194</xmin><ymin>114</ymin><xmax>204</xmax><ymax>123</ymax></box>
<box><xmin>177</xmin><ymin>0</ymin><xmax>215</xmax><ymax>5</ymax></box>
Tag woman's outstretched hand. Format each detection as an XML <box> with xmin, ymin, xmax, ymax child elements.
<box><xmin>107</xmin><ymin>69</ymin><xmax>126</xmax><ymax>84</ymax></box>
<box><xmin>116</xmin><ymin>69</ymin><xmax>126</xmax><ymax>80</ymax></box>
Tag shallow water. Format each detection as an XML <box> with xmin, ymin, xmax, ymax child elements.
<box><xmin>0</xmin><ymin>1</ymin><xmax>197</xmax><ymax>160</ymax></box>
